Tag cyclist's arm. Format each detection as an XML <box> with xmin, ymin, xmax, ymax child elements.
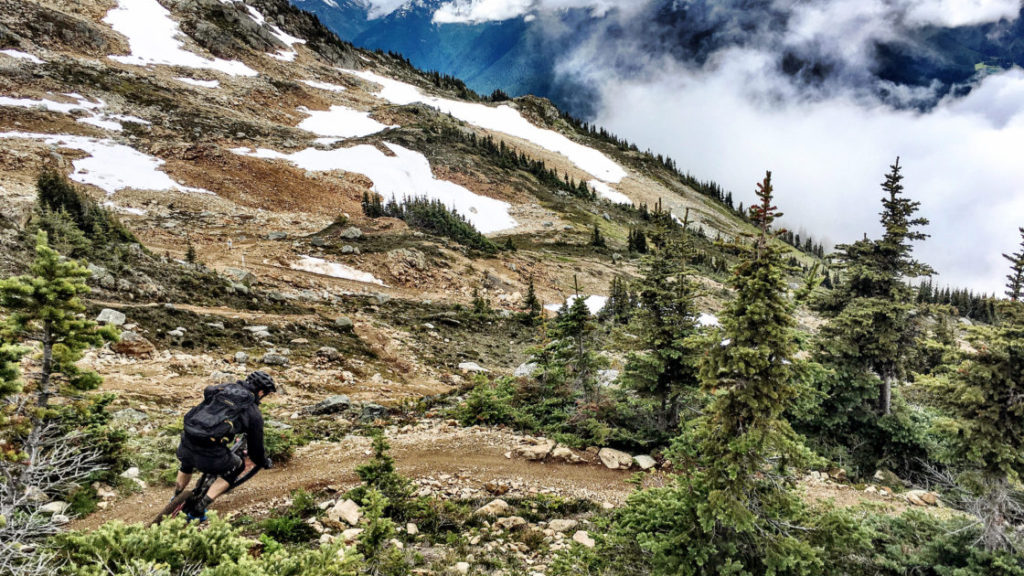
<box><xmin>244</xmin><ymin>406</ymin><xmax>271</xmax><ymax>468</ymax></box>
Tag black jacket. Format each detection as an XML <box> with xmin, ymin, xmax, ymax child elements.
<box><xmin>184</xmin><ymin>381</ymin><xmax>269</xmax><ymax>468</ymax></box>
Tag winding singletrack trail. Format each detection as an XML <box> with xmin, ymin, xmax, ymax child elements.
<box><xmin>72</xmin><ymin>423</ymin><xmax>635</xmax><ymax>530</ymax></box>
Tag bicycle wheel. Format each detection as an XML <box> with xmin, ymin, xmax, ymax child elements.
<box><xmin>151</xmin><ymin>489</ymin><xmax>193</xmax><ymax>526</ymax></box>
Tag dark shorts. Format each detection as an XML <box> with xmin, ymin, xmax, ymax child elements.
<box><xmin>176</xmin><ymin>436</ymin><xmax>242</xmax><ymax>476</ymax></box>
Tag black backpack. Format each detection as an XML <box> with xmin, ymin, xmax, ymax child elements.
<box><xmin>183</xmin><ymin>383</ymin><xmax>254</xmax><ymax>444</ymax></box>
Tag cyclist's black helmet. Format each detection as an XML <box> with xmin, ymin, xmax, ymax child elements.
<box><xmin>246</xmin><ymin>371</ymin><xmax>276</xmax><ymax>395</ymax></box>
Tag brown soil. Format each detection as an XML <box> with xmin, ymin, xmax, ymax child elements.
<box><xmin>71</xmin><ymin>425</ymin><xmax>635</xmax><ymax>530</ymax></box>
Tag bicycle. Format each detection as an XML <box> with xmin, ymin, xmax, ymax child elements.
<box><xmin>151</xmin><ymin>434</ymin><xmax>263</xmax><ymax>525</ymax></box>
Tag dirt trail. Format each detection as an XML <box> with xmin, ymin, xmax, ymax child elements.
<box><xmin>72</xmin><ymin>424</ymin><xmax>635</xmax><ymax>531</ymax></box>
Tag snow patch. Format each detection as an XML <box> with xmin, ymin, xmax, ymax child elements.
<box><xmin>545</xmin><ymin>295</ymin><xmax>609</xmax><ymax>315</ymax></box>
<box><xmin>0</xmin><ymin>94</ymin><xmax>103</xmax><ymax>114</ymax></box>
<box><xmin>103</xmin><ymin>0</ymin><xmax>257</xmax><ymax>76</ymax></box>
<box><xmin>232</xmin><ymin>142</ymin><xmax>516</xmax><ymax>233</ymax></box>
<box><xmin>302</xmin><ymin>79</ymin><xmax>348</xmax><ymax>92</ymax></box>
<box><xmin>0</xmin><ymin>132</ymin><xmax>211</xmax><ymax>196</ymax></box>
<box><xmin>589</xmin><ymin>180</ymin><xmax>631</xmax><ymax>204</ymax></box>
<box><xmin>347</xmin><ymin>69</ymin><xmax>627</xmax><ymax>183</ymax></box>
<box><xmin>291</xmin><ymin>255</ymin><xmax>384</xmax><ymax>285</ymax></box>
<box><xmin>102</xmin><ymin>201</ymin><xmax>147</xmax><ymax>216</ymax></box>
<box><xmin>0</xmin><ymin>49</ymin><xmax>44</xmax><ymax>64</ymax></box>
<box><xmin>298</xmin><ymin>105</ymin><xmax>390</xmax><ymax>138</ymax></box>
<box><xmin>698</xmin><ymin>313</ymin><xmax>720</xmax><ymax>327</ymax></box>
<box><xmin>239</xmin><ymin>3</ymin><xmax>305</xmax><ymax>61</ymax></box>
<box><xmin>176</xmin><ymin>77</ymin><xmax>221</xmax><ymax>88</ymax></box>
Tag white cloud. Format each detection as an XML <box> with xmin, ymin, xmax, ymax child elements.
<box><xmin>592</xmin><ymin>57</ymin><xmax>1024</xmax><ymax>294</ymax></box>
<box><xmin>904</xmin><ymin>0</ymin><xmax>1021</xmax><ymax>27</ymax></box>
<box><xmin>430</xmin><ymin>0</ymin><xmax>623</xmax><ymax>23</ymax></box>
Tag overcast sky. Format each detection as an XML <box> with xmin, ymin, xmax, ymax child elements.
<box><xmin>363</xmin><ymin>0</ymin><xmax>1024</xmax><ymax>294</ymax></box>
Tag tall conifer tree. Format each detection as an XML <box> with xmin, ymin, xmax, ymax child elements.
<box><xmin>1004</xmin><ymin>227</ymin><xmax>1024</xmax><ymax>302</ymax></box>
<box><xmin>818</xmin><ymin>158</ymin><xmax>933</xmax><ymax>415</ymax></box>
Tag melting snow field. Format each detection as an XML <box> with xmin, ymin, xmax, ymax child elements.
<box><xmin>0</xmin><ymin>49</ymin><xmax>44</xmax><ymax>64</ymax></box>
<box><xmin>297</xmin><ymin>105</ymin><xmax>389</xmax><ymax>139</ymax></box>
<box><xmin>232</xmin><ymin>142</ymin><xmax>517</xmax><ymax>233</ymax></box>
<box><xmin>589</xmin><ymin>180</ymin><xmax>631</xmax><ymax>205</ymax></box>
<box><xmin>103</xmin><ymin>0</ymin><xmax>257</xmax><ymax>77</ymax></box>
<box><xmin>545</xmin><ymin>295</ymin><xmax>609</xmax><ymax>315</ymax></box>
<box><xmin>347</xmin><ymin>70</ymin><xmax>628</xmax><ymax>184</ymax></box>
<box><xmin>302</xmin><ymin>80</ymin><xmax>347</xmax><ymax>93</ymax></box>
<box><xmin>238</xmin><ymin>3</ymin><xmax>306</xmax><ymax>61</ymax></box>
<box><xmin>0</xmin><ymin>94</ymin><xmax>150</xmax><ymax>132</ymax></box>
<box><xmin>0</xmin><ymin>132</ymin><xmax>210</xmax><ymax>196</ymax></box>
<box><xmin>176</xmin><ymin>78</ymin><xmax>221</xmax><ymax>88</ymax></box>
<box><xmin>291</xmin><ymin>256</ymin><xmax>384</xmax><ymax>286</ymax></box>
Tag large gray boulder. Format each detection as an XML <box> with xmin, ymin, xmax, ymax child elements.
<box><xmin>310</xmin><ymin>395</ymin><xmax>351</xmax><ymax>415</ymax></box>
<box><xmin>598</xmin><ymin>448</ymin><xmax>634</xmax><ymax>470</ymax></box>
<box><xmin>261</xmin><ymin>353</ymin><xmax>289</xmax><ymax>366</ymax></box>
<box><xmin>96</xmin><ymin>308</ymin><xmax>126</xmax><ymax>326</ymax></box>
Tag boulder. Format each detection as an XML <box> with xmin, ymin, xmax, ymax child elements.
<box><xmin>268</xmin><ymin>232</ymin><xmax>287</xmax><ymax>240</ymax></box>
<box><xmin>39</xmin><ymin>501</ymin><xmax>68</xmax><ymax>515</ymax></box>
<box><xmin>310</xmin><ymin>395</ymin><xmax>351</xmax><ymax>415</ymax></box>
<box><xmin>361</xmin><ymin>403</ymin><xmax>387</xmax><ymax>421</ymax></box>
<box><xmin>261</xmin><ymin>353</ymin><xmax>289</xmax><ymax>366</ymax></box>
<box><xmin>317</xmin><ymin>346</ymin><xmax>341</xmax><ymax>362</ymax></box>
<box><xmin>341</xmin><ymin>245</ymin><xmax>355</xmax><ymax>254</ymax></box>
<box><xmin>339</xmin><ymin>227</ymin><xmax>363</xmax><ymax>240</ymax></box>
<box><xmin>334</xmin><ymin>316</ymin><xmax>354</xmax><ymax>331</ymax></box>
<box><xmin>495</xmin><ymin>516</ymin><xmax>527</xmax><ymax>531</ymax></box>
<box><xmin>206</xmin><ymin>322</ymin><xmax>225</xmax><ymax>331</ymax></box>
<box><xmin>572</xmin><ymin>530</ymin><xmax>596</xmax><ymax>548</ymax></box>
<box><xmin>167</xmin><ymin>329</ymin><xmax>185</xmax><ymax>344</ymax></box>
<box><xmin>514</xmin><ymin>362</ymin><xmax>539</xmax><ymax>377</ymax></box>
<box><xmin>454</xmin><ymin>562</ymin><xmax>470</xmax><ymax>575</ymax></box>
<box><xmin>458</xmin><ymin>362</ymin><xmax>488</xmax><ymax>373</ymax></box>
<box><xmin>111</xmin><ymin>331</ymin><xmax>156</xmax><ymax>358</ymax></box>
<box><xmin>474</xmin><ymin>499</ymin><xmax>510</xmax><ymax>517</ymax></box>
<box><xmin>340</xmin><ymin>528</ymin><xmax>364</xmax><ymax>543</ymax></box>
<box><xmin>548</xmin><ymin>519</ymin><xmax>578</xmax><ymax>533</ymax></box>
<box><xmin>598</xmin><ymin>448</ymin><xmax>633</xmax><ymax>470</ymax></box>
<box><xmin>597</xmin><ymin>369</ymin><xmax>620</xmax><ymax>388</ymax></box>
<box><xmin>633</xmin><ymin>455</ymin><xmax>657</xmax><ymax>470</ymax></box>
<box><xmin>905</xmin><ymin>490</ymin><xmax>939</xmax><ymax>506</ymax></box>
<box><xmin>550</xmin><ymin>445</ymin><xmax>582</xmax><ymax>464</ymax></box>
<box><xmin>96</xmin><ymin>308</ymin><xmax>126</xmax><ymax>326</ymax></box>
<box><xmin>224</xmin><ymin>268</ymin><xmax>254</xmax><ymax>285</ymax></box>
<box><xmin>120</xmin><ymin>467</ymin><xmax>140</xmax><ymax>479</ymax></box>
<box><xmin>514</xmin><ymin>439</ymin><xmax>556</xmax><ymax>461</ymax></box>
<box><xmin>112</xmin><ymin>408</ymin><xmax>148</xmax><ymax>423</ymax></box>
<box><xmin>327</xmin><ymin>499</ymin><xmax>361</xmax><ymax>526</ymax></box>
<box><xmin>234</xmin><ymin>351</ymin><xmax>249</xmax><ymax>364</ymax></box>
<box><xmin>406</xmin><ymin>523</ymin><xmax>418</xmax><ymax>536</ymax></box>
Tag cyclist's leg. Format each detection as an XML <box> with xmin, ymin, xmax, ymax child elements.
<box><xmin>174</xmin><ymin>443</ymin><xmax>196</xmax><ymax>497</ymax></box>
<box><xmin>207</xmin><ymin>453</ymin><xmax>244</xmax><ymax>499</ymax></box>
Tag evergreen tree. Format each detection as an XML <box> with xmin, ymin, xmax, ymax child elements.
<box><xmin>1003</xmin><ymin>227</ymin><xmax>1024</xmax><ymax>302</ymax></box>
<box><xmin>533</xmin><ymin>282</ymin><xmax>607</xmax><ymax>403</ymax></box>
<box><xmin>817</xmin><ymin>158</ymin><xmax>934</xmax><ymax>415</ymax></box>
<box><xmin>628</xmin><ymin>228</ymin><xmax>648</xmax><ymax>253</ymax></box>
<box><xmin>0</xmin><ymin>232</ymin><xmax>118</xmax><ymax>446</ymax></box>
<box><xmin>924</xmin><ymin>323</ymin><xmax>1024</xmax><ymax>551</ymax></box>
<box><xmin>621</xmin><ymin>240</ymin><xmax>703</xmax><ymax>433</ymax></box>
<box><xmin>601</xmin><ymin>275</ymin><xmax>634</xmax><ymax>325</ymax></box>
<box><xmin>186</xmin><ymin>239</ymin><xmax>197</xmax><ymax>265</ymax></box>
<box><xmin>615</xmin><ymin>172</ymin><xmax>819</xmax><ymax>574</ymax></box>
<box><xmin>590</xmin><ymin>224</ymin><xmax>606</xmax><ymax>248</ymax></box>
<box><xmin>522</xmin><ymin>276</ymin><xmax>543</xmax><ymax>323</ymax></box>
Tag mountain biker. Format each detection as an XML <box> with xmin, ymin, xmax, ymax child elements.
<box><xmin>174</xmin><ymin>370</ymin><xmax>276</xmax><ymax>520</ymax></box>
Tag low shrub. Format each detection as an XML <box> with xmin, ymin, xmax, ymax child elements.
<box><xmin>54</xmin><ymin>515</ymin><xmax>364</xmax><ymax>575</ymax></box>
